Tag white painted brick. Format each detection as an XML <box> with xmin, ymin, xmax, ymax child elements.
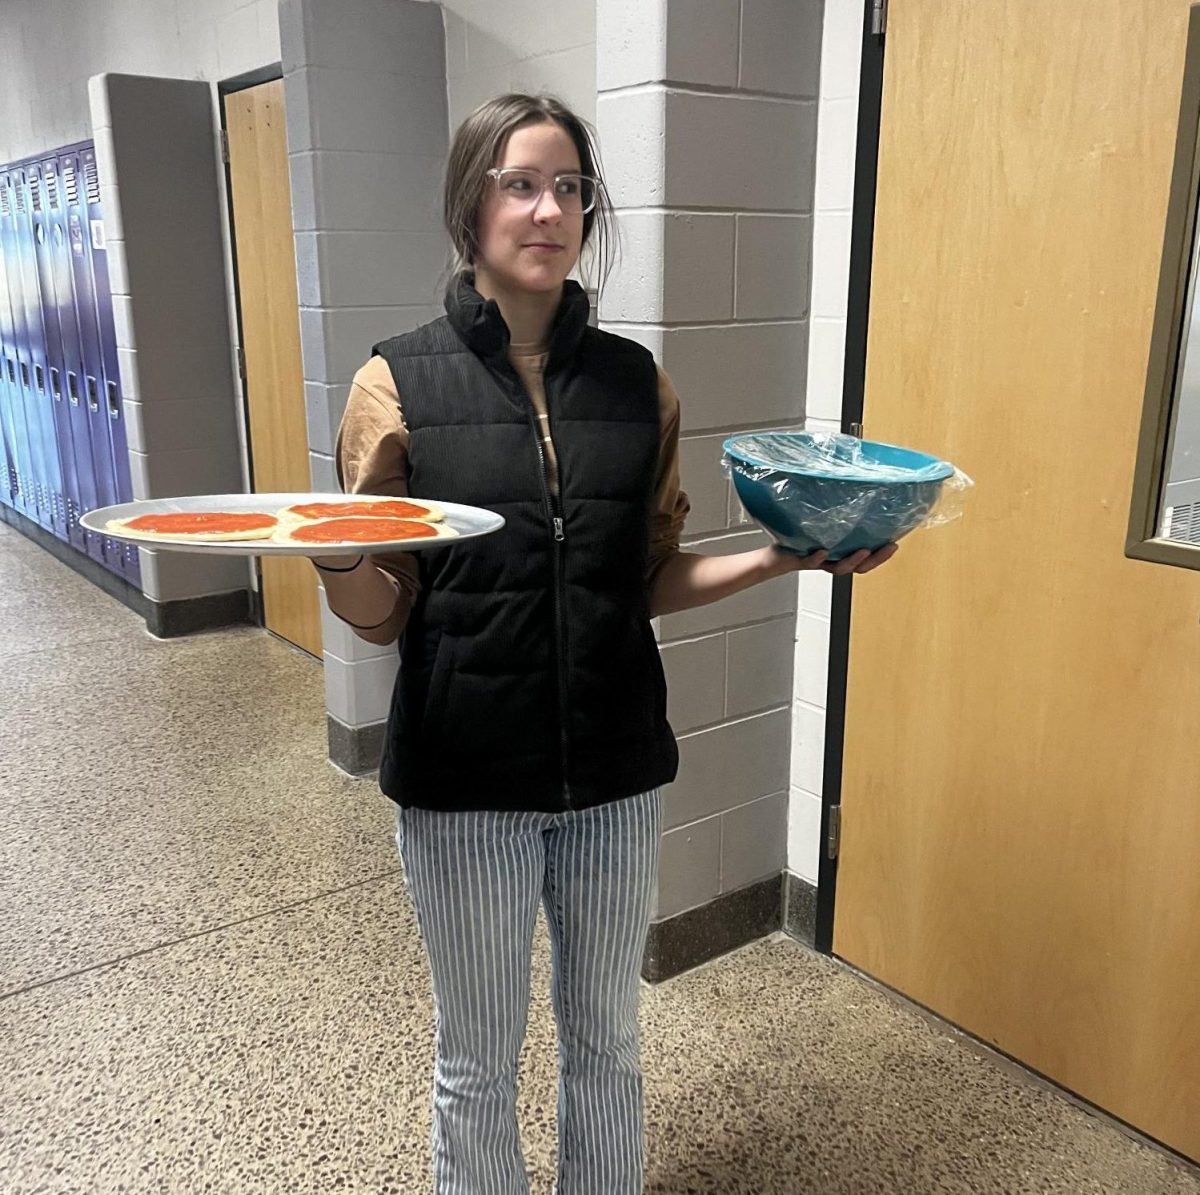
<box><xmin>727</xmin><ymin>617</ymin><xmax>795</xmax><ymax>718</ymax></box>
<box><xmin>124</xmin><ymin>398</ymin><xmax>244</xmax><ymax>455</ymax></box>
<box><xmin>806</xmin><ymin>416</ymin><xmax>842</xmax><ymax>436</ymax></box>
<box><xmin>655</xmin><ymin>816</ymin><xmax>722</xmax><ymax>917</ymax></box>
<box><xmin>105</xmin><ymin>241</ymin><xmax>130</xmax><ymax>297</ymax></box>
<box><xmin>447</xmin><ymin>63</ymin><xmax>516</xmax><ymax>132</ymax></box>
<box><xmin>323</xmin><ymin>652</ymin><xmax>399</xmax><ymax>727</ymax></box>
<box><xmin>678</xmin><ymin>433</ymin><xmax>732</xmax><ymax>535</ymax></box>
<box><xmin>217</xmin><ymin>2</ymin><xmax>265</xmax><ymax>79</ymax></box>
<box><xmin>661</xmin><ymin>633</ymin><xmax>726</xmax><ymax>731</ymax></box>
<box><xmin>258</xmin><ymin>0</ymin><xmax>282</xmax><ymax>64</ymax></box>
<box><xmin>722</xmin><ymin>791</ymin><xmax>787</xmax><ymax>891</ymax></box>
<box><xmin>600</xmin><ymin>213</ymin><xmax>665</xmax><ymax>323</ymax></box>
<box><xmin>306</xmin><ymin>381</ymin><xmax>348</xmax><ymax>457</ymax></box>
<box><xmin>511</xmin><ymin>44</ymin><xmax>597</xmax><ymax>122</ymax></box>
<box><xmin>810</xmin><ymin>211</ymin><xmax>852</xmax><ymax>319</ymax></box>
<box><xmin>117</xmin><ymin>348</ymin><xmax>139</xmax><ymax>401</ymax></box>
<box><xmin>815</xmin><ymin>96</ymin><xmax>858</xmax><ymax>211</ymax></box>
<box><xmin>788</xmin><ymin>786</ymin><xmax>823</xmax><ymax>884</ymax></box>
<box><xmin>805</xmin><ymin>317</ymin><xmax>847</xmax><ymax>422</ymax></box>
<box><xmin>596</xmin><ymin>90</ymin><xmax>667</xmax><ymax>207</ymax></box>
<box><xmin>597</xmin><ymin>0</ymin><xmax>667</xmax><ymax>91</ymax></box>
<box><xmin>739</xmin><ymin>0</ymin><xmax>821</xmax><ymax>97</ymax></box>
<box><xmin>663</xmin><ymin>92</ymin><xmax>816</xmax><ymax>211</ymax></box>
<box><xmin>111</xmin><ymin>294</ymin><xmax>135</xmax><ymax>351</ymax></box>
<box><xmin>99</xmin><ymin>183</ymin><xmax>124</xmax><ymax>241</ymax></box>
<box><xmin>130</xmin><ymin>445</ymin><xmax>242</xmax><ymax>501</ymax></box>
<box><xmin>93</xmin><ymin>126</ymin><xmax>116</xmax><ymax>187</ymax></box>
<box><xmin>668</xmin><ymin>707</ymin><xmax>791</xmax><ymax>828</ymax></box>
<box><xmin>821</xmin><ymin>0</ymin><xmax>865</xmax><ymax>101</ymax></box>
<box><xmin>656</xmin><ymin>322</ymin><xmax>807</xmax><ymax>433</ymax></box>
<box><xmin>799</xmin><ymin>569</ymin><xmax>833</xmax><ymax>618</ymax></box>
<box><xmin>457</xmin><ymin>0</ymin><xmax>594</xmax><ymax>70</ymax></box>
<box><xmin>734</xmin><ymin>214</ymin><xmax>811</xmax><ymax>320</ymax></box>
<box><xmin>88</xmin><ymin>74</ymin><xmax>112</xmax><ymax>131</ymax></box>
<box><xmin>666</xmin><ymin>0</ymin><xmax>741</xmax><ymax>86</ymax></box>
<box><xmin>293</xmin><ymin>0</ymin><xmax>444</xmax><ymax>77</ymax></box>
<box><xmin>792</xmin><ymin>612</ymin><xmax>830</xmax><ymax>709</ymax></box>
<box><xmin>790</xmin><ymin>701</ymin><xmax>826</xmax><ymax>797</ymax></box>
<box><xmin>309</xmin><ymin>450</ymin><xmax>338</xmax><ymax>493</ymax></box>
<box><xmin>295</xmin><ymin>231</ymin><xmax>448</xmax><ymax>309</ymax></box>
<box><xmin>444</xmin><ymin>11</ymin><xmax>469</xmax><ymax>77</ymax></box>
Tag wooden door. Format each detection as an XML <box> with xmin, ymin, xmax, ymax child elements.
<box><xmin>835</xmin><ymin>0</ymin><xmax>1200</xmax><ymax>1161</ymax></box>
<box><xmin>224</xmin><ymin>80</ymin><xmax>321</xmax><ymax>658</ymax></box>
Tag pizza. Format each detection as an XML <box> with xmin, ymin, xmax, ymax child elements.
<box><xmin>278</xmin><ymin>498</ymin><xmax>444</xmax><ymax>524</ymax></box>
<box><xmin>272</xmin><ymin>516</ymin><xmax>459</xmax><ymax>546</ymax></box>
<box><xmin>105</xmin><ymin>511</ymin><xmax>280</xmax><ymax>542</ymax></box>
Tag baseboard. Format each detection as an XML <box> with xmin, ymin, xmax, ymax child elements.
<box><xmin>642</xmin><ymin>874</ymin><xmax>784</xmax><ymax>983</ymax></box>
<box><xmin>327</xmin><ymin>714</ymin><xmax>387</xmax><ymax>776</ymax></box>
<box><xmin>2</xmin><ymin>503</ymin><xmax>253</xmax><ymax>637</ymax></box>
<box><xmin>783</xmin><ymin>871</ymin><xmax>818</xmax><ymax>947</ymax></box>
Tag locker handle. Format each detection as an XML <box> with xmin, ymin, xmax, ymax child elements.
<box><xmin>86</xmin><ymin>375</ymin><xmax>99</xmax><ymax>412</ymax></box>
<box><xmin>35</xmin><ymin>364</ymin><xmax>44</xmax><ymax>393</ymax></box>
<box><xmin>50</xmin><ymin>367</ymin><xmax>61</xmax><ymax>399</ymax></box>
<box><xmin>67</xmin><ymin>370</ymin><xmax>79</xmax><ymax>405</ymax></box>
<box><xmin>20</xmin><ymin>362</ymin><xmax>29</xmax><ymax>389</ymax></box>
<box><xmin>5</xmin><ymin>359</ymin><xmax>13</xmax><ymax>384</ymax></box>
<box><xmin>106</xmin><ymin>380</ymin><xmax>119</xmax><ymax>419</ymax></box>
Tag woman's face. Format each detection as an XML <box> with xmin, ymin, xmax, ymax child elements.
<box><xmin>473</xmin><ymin>121</ymin><xmax>585</xmax><ymax>296</ymax></box>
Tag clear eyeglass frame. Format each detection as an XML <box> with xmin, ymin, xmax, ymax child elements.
<box><xmin>485</xmin><ymin>167</ymin><xmax>600</xmax><ymax>215</ymax></box>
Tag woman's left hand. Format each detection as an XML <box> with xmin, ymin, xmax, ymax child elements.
<box><xmin>772</xmin><ymin>543</ymin><xmax>899</xmax><ymax>576</ymax></box>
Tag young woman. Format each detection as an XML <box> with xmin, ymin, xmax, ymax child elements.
<box><xmin>316</xmin><ymin>94</ymin><xmax>895</xmax><ymax>1195</ymax></box>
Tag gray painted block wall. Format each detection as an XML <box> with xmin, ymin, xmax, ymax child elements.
<box><xmin>90</xmin><ymin>74</ymin><xmax>249</xmax><ymax>605</ymax></box>
<box><xmin>279</xmin><ymin>0</ymin><xmax>449</xmax><ymax>743</ymax></box>
<box><xmin>597</xmin><ymin>0</ymin><xmax>822</xmax><ymax>921</ymax></box>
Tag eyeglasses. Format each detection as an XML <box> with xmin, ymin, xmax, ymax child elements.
<box><xmin>486</xmin><ymin>168</ymin><xmax>599</xmax><ymax>215</ymax></box>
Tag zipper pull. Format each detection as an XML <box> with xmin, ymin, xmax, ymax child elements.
<box><xmin>553</xmin><ymin>517</ymin><xmax>565</xmax><ymax>542</ymax></box>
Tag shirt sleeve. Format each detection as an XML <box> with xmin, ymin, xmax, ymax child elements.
<box><xmin>333</xmin><ymin>355</ymin><xmax>420</xmax><ymax>635</ymax></box>
<box><xmin>645</xmin><ymin>366</ymin><xmax>691</xmax><ymax>591</ymax></box>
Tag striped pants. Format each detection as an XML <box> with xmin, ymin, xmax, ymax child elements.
<box><xmin>395</xmin><ymin>791</ymin><xmax>661</xmax><ymax>1195</ymax></box>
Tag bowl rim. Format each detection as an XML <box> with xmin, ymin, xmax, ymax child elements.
<box><xmin>722</xmin><ymin>431</ymin><xmax>956</xmax><ymax>483</ymax></box>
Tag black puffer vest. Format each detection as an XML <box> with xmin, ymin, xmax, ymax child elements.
<box><xmin>371</xmin><ymin>277</ymin><xmax>679</xmax><ymax>812</ymax></box>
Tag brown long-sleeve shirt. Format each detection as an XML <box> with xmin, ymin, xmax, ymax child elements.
<box><xmin>333</xmin><ymin>343</ymin><xmax>690</xmax><ymax>642</ymax></box>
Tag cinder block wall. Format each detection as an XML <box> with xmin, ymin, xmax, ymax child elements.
<box><xmin>597</xmin><ymin>0</ymin><xmax>822</xmax><ymax>930</ymax></box>
<box><xmin>789</xmin><ymin>0</ymin><xmax>863</xmax><ymax>888</ymax></box>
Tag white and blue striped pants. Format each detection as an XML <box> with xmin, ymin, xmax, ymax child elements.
<box><xmin>395</xmin><ymin>790</ymin><xmax>662</xmax><ymax>1195</ymax></box>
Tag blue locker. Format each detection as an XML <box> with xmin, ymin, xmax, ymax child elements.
<box><xmin>33</xmin><ymin>157</ymin><xmax>87</xmax><ymax>552</ymax></box>
<box><xmin>13</xmin><ymin>166</ymin><xmax>55</xmax><ymax>533</ymax></box>
<box><xmin>27</xmin><ymin>161</ymin><xmax>72</xmax><ymax>543</ymax></box>
<box><xmin>81</xmin><ymin>145</ymin><xmax>138</xmax><ymax>583</ymax></box>
<box><xmin>61</xmin><ymin>150</ymin><xmax>116</xmax><ymax>569</ymax></box>
<box><xmin>52</xmin><ymin>151</ymin><xmax>103</xmax><ymax>563</ymax></box>
<box><xmin>0</xmin><ymin>175</ymin><xmax>21</xmax><ymax>510</ymax></box>
<box><xmin>0</xmin><ymin>169</ymin><xmax>41</xmax><ymax>525</ymax></box>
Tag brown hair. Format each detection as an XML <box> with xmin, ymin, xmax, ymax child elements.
<box><xmin>443</xmin><ymin>93</ymin><xmax>616</xmax><ymax>293</ymax></box>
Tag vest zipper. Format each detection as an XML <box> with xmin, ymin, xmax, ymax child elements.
<box><xmin>507</xmin><ymin>371</ymin><xmax>574</xmax><ymax>808</ymax></box>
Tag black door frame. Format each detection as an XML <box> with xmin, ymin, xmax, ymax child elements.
<box><xmin>814</xmin><ymin>3</ymin><xmax>888</xmax><ymax>954</ymax></box>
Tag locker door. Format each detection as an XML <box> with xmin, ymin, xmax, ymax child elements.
<box><xmin>0</xmin><ymin>169</ymin><xmax>40</xmax><ymax>524</ymax></box>
<box><xmin>28</xmin><ymin>162</ymin><xmax>71</xmax><ymax>543</ymax></box>
<box><xmin>0</xmin><ymin>176</ymin><xmax>20</xmax><ymax>509</ymax></box>
<box><xmin>14</xmin><ymin>165</ymin><xmax>58</xmax><ymax>534</ymax></box>
<box><xmin>36</xmin><ymin>156</ymin><xmax>86</xmax><ymax>554</ymax></box>
<box><xmin>62</xmin><ymin>151</ymin><xmax>115</xmax><ymax>569</ymax></box>
<box><xmin>81</xmin><ymin>146</ymin><xmax>138</xmax><ymax>583</ymax></box>
<box><xmin>54</xmin><ymin>151</ymin><xmax>102</xmax><ymax>563</ymax></box>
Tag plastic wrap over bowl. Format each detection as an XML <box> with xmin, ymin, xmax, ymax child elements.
<box><xmin>723</xmin><ymin>431</ymin><xmax>959</xmax><ymax>561</ymax></box>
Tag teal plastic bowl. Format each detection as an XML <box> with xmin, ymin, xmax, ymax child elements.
<box><xmin>723</xmin><ymin>432</ymin><xmax>955</xmax><ymax>561</ymax></box>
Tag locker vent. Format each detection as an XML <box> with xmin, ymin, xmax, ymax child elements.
<box><xmin>1167</xmin><ymin>501</ymin><xmax>1200</xmax><ymax>545</ymax></box>
<box><xmin>63</xmin><ymin>160</ymin><xmax>78</xmax><ymax>206</ymax></box>
<box><xmin>84</xmin><ymin>159</ymin><xmax>100</xmax><ymax>204</ymax></box>
<box><xmin>14</xmin><ymin>179</ymin><xmax>26</xmax><ymax>214</ymax></box>
<box><xmin>45</xmin><ymin>167</ymin><xmax>58</xmax><ymax>209</ymax></box>
<box><xmin>0</xmin><ymin>184</ymin><xmax>9</xmax><ymax>218</ymax></box>
<box><xmin>30</xmin><ymin>174</ymin><xmax>42</xmax><ymax>213</ymax></box>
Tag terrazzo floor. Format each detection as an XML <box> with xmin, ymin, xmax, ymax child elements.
<box><xmin>2</xmin><ymin>521</ymin><xmax>1197</xmax><ymax>1194</ymax></box>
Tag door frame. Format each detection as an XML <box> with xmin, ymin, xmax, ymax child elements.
<box><xmin>217</xmin><ymin>63</ymin><xmax>285</xmax><ymax>629</ymax></box>
<box><xmin>814</xmin><ymin>2</ymin><xmax>888</xmax><ymax>954</ymax></box>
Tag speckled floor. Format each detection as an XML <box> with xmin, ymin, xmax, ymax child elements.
<box><xmin>2</xmin><ymin>521</ymin><xmax>1197</xmax><ymax>1195</ymax></box>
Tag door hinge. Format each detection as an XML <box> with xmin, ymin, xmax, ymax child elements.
<box><xmin>871</xmin><ymin>0</ymin><xmax>888</xmax><ymax>38</ymax></box>
<box><xmin>827</xmin><ymin>805</ymin><xmax>842</xmax><ymax>860</ymax></box>
<box><xmin>219</xmin><ymin>128</ymin><xmax>230</xmax><ymax>163</ymax></box>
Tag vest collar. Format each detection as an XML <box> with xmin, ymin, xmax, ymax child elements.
<box><xmin>444</xmin><ymin>273</ymin><xmax>590</xmax><ymax>370</ymax></box>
